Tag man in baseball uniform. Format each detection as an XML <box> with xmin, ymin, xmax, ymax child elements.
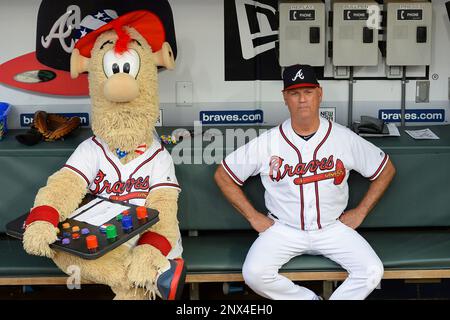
<box><xmin>214</xmin><ymin>64</ymin><xmax>396</xmax><ymax>300</ymax></box>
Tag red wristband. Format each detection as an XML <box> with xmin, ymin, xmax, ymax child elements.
<box><xmin>137</xmin><ymin>231</ymin><xmax>172</xmax><ymax>256</ymax></box>
<box><xmin>25</xmin><ymin>205</ymin><xmax>60</xmax><ymax>228</ymax></box>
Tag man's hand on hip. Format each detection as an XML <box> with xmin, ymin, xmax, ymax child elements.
<box><xmin>339</xmin><ymin>208</ymin><xmax>366</xmax><ymax>229</ymax></box>
<box><xmin>248</xmin><ymin>213</ymin><xmax>275</xmax><ymax>233</ymax></box>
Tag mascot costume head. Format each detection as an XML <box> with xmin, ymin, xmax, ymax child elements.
<box><xmin>22</xmin><ymin>9</ymin><xmax>186</xmax><ymax>300</ymax></box>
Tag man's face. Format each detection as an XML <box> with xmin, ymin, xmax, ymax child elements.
<box><xmin>283</xmin><ymin>86</ymin><xmax>323</xmax><ymax>120</ymax></box>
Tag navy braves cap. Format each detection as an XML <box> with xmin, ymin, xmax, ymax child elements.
<box><xmin>282</xmin><ymin>64</ymin><xmax>320</xmax><ymax>91</ymax></box>
<box><xmin>0</xmin><ymin>0</ymin><xmax>176</xmax><ymax>96</ymax></box>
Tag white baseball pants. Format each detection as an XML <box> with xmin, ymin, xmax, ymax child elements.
<box><xmin>242</xmin><ymin>220</ymin><xmax>384</xmax><ymax>300</ymax></box>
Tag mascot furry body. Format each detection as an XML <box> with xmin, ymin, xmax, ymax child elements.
<box><xmin>22</xmin><ymin>10</ymin><xmax>185</xmax><ymax>300</ymax></box>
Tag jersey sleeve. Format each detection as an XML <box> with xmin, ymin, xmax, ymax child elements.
<box><xmin>350</xmin><ymin>133</ymin><xmax>389</xmax><ymax>181</ymax></box>
<box><xmin>149</xmin><ymin>147</ymin><xmax>181</xmax><ymax>192</ymax></box>
<box><xmin>63</xmin><ymin>138</ymin><xmax>99</xmax><ymax>186</ymax></box>
<box><xmin>221</xmin><ymin>136</ymin><xmax>264</xmax><ymax>186</ymax></box>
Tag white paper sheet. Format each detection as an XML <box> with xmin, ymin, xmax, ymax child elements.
<box><xmin>405</xmin><ymin>128</ymin><xmax>440</xmax><ymax>140</ymax></box>
<box><xmin>71</xmin><ymin>200</ymin><xmax>130</xmax><ymax>226</ymax></box>
<box><xmin>68</xmin><ymin>198</ymin><xmax>103</xmax><ymax>219</ymax></box>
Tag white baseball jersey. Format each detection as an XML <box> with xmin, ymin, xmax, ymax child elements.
<box><xmin>63</xmin><ymin>136</ymin><xmax>182</xmax><ymax>253</ymax></box>
<box><xmin>222</xmin><ymin>117</ymin><xmax>389</xmax><ymax>231</ymax></box>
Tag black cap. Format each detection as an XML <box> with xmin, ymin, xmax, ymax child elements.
<box><xmin>36</xmin><ymin>0</ymin><xmax>177</xmax><ymax>71</ymax></box>
<box><xmin>0</xmin><ymin>0</ymin><xmax>177</xmax><ymax>96</ymax></box>
<box><xmin>282</xmin><ymin>64</ymin><xmax>320</xmax><ymax>91</ymax></box>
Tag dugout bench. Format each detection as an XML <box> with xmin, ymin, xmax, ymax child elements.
<box><xmin>1</xmin><ymin>125</ymin><xmax>450</xmax><ymax>299</ymax></box>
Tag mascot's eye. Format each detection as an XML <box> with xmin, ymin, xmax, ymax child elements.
<box><xmin>103</xmin><ymin>49</ymin><xmax>140</xmax><ymax>79</ymax></box>
<box><xmin>112</xmin><ymin>63</ymin><xmax>120</xmax><ymax>74</ymax></box>
<box><xmin>123</xmin><ymin>63</ymin><xmax>130</xmax><ymax>74</ymax></box>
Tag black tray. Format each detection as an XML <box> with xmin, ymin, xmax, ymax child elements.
<box><xmin>6</xmin><ymin>195</ymin><xmax>159</xmax><ymax>260</ymax></box>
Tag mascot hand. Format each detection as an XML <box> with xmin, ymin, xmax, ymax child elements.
<box><xmin>23</xmin><ymin>221</ymin><xmax>58</xmax><ymax>258</ymax></box>
<box><xmin>125</xmin><ymin>244</ymin><xmax>170</xmax><ymax>292</ymax></box>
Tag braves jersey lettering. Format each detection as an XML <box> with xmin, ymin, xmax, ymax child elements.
<box><xmin>63</xmin><ymin>136</ymin><xmax>181</xmax><ymax>207</ymax></box>
<box><xmin>91</xmin><ymin>170</ymin><xmax>150</xmax><ymax>195</ymax></box>
<box><xmin>222</xmin><ymin>117</ymin><xmax>389</xmax><ymax>231</ymax></box>
<box><xmin>269</xmin><ymin>155</ymin><xmax>335</xmax><ymax>182</ymax></box>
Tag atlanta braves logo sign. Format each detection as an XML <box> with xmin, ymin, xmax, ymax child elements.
<box><xmin>41</xmin><ymin>5</ymin><xmax>81</xmax><ymax>53</ymax></box>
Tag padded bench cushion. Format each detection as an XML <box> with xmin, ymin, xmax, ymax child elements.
<box><xmin>0</xmin><ymin>239</ymin><xmax>62</xmax><ymax>276</ymax></box>
<box><xmin>2</xmin><ymin>230</ymin><xmax>450</xmax><ymax>277</ymax></box>
<box><xmin>182</xmin><ymin>230</ymin><xmax>450</xmax><ymax>273</ymax></box>
<box><xmin>2</xmin><ymin>125</ymin><xmax>450</xmax><ymax>232</ymax></box>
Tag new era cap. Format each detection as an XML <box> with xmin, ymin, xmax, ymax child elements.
<box><xmin>0</xmin><ymin>0</ymin><xmax>176</xmax><ymax>96</ymax></box>
<box><xmin>282</xmin><ymin>64</ymin><xmax>320</xmax><ymax>91</ymax></box>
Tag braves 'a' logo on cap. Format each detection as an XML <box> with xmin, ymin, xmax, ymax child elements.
<box><xmin>292</xmin><ymin>69</ymin><xmax>305</xmax><ymax>81</ymax></box>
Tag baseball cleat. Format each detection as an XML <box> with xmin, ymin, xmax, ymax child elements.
<box><xmin>156</xmin><ymin>258</ymin><xmax>186</xmax><ymax>300</ymax></box>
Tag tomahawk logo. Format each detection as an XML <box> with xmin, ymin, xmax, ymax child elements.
<box><xmin>225</xmin><ymin>0</ymin><xmax>280</xmax><ymax>80</ymax></box>
<box><xmin>235</xmin><ymin>0</ymin><xmax>278</xmax><ymax>60</ymax></box>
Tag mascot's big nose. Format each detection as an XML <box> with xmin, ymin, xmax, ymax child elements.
<box><xmin>103</xmin><ymin>73</ymin><xmax>139</xmax><ymax>103</ymax></box>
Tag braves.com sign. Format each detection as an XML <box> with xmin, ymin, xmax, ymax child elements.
<box><xmin>225</xmin><ymin>0</ymin><xmax>281</xmax><ymax>80</ymax></box>
<box><xmin>20</xmin><ymin>113</ymin><xmax>90</xmax><ymax>127</ymax></box>
<box><xmin>378</xmin><ymin>109</ymin><xmax>445</xmax><ymax>123</ymax></box>
<box><xmin>200</xmin><ymin>110</ymin><xmax>264</xmax><ymax>124</ymax></box>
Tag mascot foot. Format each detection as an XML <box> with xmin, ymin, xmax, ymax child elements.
<box><xmin>156</xmin><ymin>258</ymin><xmax>186</xmax><ymax>300</ymax></box>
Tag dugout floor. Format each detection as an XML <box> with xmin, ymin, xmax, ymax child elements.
<box><xmin>1</xmin><ymin>279</ymin><xmax>450</xmax><ymax>300</ymax></box>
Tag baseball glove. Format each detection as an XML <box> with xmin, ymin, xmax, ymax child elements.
<box><xmin>33</xmin><ymin>111</ymin><xmax>81</xmax><ymax>141</ymax></box>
